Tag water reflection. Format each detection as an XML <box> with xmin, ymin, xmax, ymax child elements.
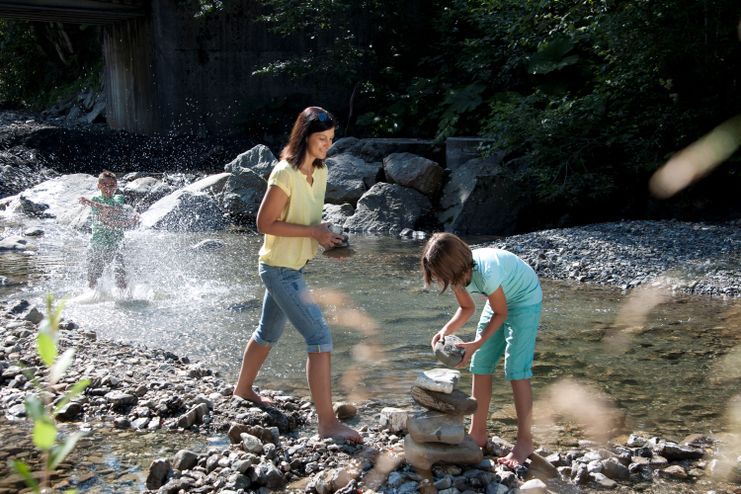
<box><xmin>5</xmin><ymin>228</ymin><xmax>741</xmax><ymax>445</ymax></box>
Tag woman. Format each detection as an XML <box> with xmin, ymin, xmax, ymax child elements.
<box><xmin>233</xmin><ymin>107</ymin><xmax>362</xmax><ymax>443</ymax></box>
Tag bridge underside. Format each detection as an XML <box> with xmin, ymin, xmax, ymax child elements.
<box><xmin>0</xmin><ymin>0</ymin><xmax>144</xmax><ymax>24</ymax></box>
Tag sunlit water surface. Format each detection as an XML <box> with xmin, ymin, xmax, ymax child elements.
<box><xmin>1</xmin><ymin>223</ymin><xmax>739</xmax><ymax>492</ymax></box>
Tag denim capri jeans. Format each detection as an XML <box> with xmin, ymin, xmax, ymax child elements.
<box><xmin>252</xmin><ymin>263</ymin><xmax>333</xmax><ymax>353</ymax></box>
<box><xmin>469</xmin><ymin>302</ymin><xmax>542</xmax><ymax>380</ymax></box>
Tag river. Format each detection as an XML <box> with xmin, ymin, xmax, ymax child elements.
<box><xmin>2</xmin><ymin>226</ymin><xmax>739</xmax><ymax>446</ymax></box>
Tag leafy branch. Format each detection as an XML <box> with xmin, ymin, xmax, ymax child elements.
<box><xmin>9</xmin><ymin>295</ymin><xmax>90</xmax><ymax>493</ymax></box>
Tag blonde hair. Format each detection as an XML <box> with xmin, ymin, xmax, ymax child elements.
<box><xmin>421</xmin><ymin>232</ymin><xmax>473</xmax><ymax>293</ymax></box>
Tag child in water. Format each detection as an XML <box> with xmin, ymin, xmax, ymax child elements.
<box><xmin>421</xmin><ymin>232</ymin><xmax>543</xmax><ymax>469</ymax></box>
<box><xmin>79</xmin><ymin>170</ymin><xmax>138</xmax><ymax>290</ymax></box>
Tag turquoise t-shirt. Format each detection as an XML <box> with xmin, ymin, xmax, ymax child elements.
<box><xmin>90</xmin><ymin>194</ymin><xmax>126</xmax><ymax>248</ymax></box>
<box><xmin>466</xmin><ymin>248</ymin><xmax>542</xmax><ymax>307</ymax></box>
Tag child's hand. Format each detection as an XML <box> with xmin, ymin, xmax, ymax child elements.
<box><xmin>431</xmin><ymin>329</ymin><xmax>448</xmax><ymax>352</ymax></box>
<box><xmin>79</xmin><ymin>196</ymin><xmax>94</xmax><ymax>207</ymax></box>
<box><xmin>455</xmin><ymin>338</ymin><xmax>484</xmax><ymax>367</ymax></box>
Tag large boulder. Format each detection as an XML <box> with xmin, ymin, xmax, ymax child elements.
<box><xmin>343</xmin><ymin>183</ymin><xmax>433</xmax><ymax>234</ymax></box>
<box><xmin>437</xmin><ymin>157</ymin><xmax>530</xmax><ymax>235</ymax></box>
<box><xmin>121</xmin><ymin>176</ymin><xmax>173</xmax><ymax>212</ymax></box>
<box><xmin>322</xmin><ymin>203</ymin><xmax>354</xmax><ymax>229</ymax></box>
<box><xmin>139</xmin><ymin>173</ymin><xmax>230</xmax><ymax>232</ymax></box>
<box><xmin>325</xmin><ymin>154</ymin><xmax>381</xmax><ymax>204</ymax></box>
<box><xmin>383</xmin><ymin>153</ymin><xmax>444</xmax><ymax>197</ymax></box>
<box><xmin>328</xmin><ymin>137</ymin><xmax>439</xmax><ymax>162</ymax></box>
<box><xmin>2</xmin><ymin>173</ymin><xmax>98</xmax><ymax>228</ymax></box>
<box><xmin>224</xmin><ymin>144</ymin><xmax>277</xmax><ymax>179</ymax></box>
<box><xmin>218</xmin><ymin>167</ymin><xmax>267</xmax><ymax>225</ymax></box>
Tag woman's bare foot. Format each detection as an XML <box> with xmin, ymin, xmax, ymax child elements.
<box><xmin>497</xmin><ymin>438</ymin><xmax>534</xmax><ymax>469</ymax></box>
<box><xmin>318</xmin><ymin>420</ymin><xmax>363</xmax><ymax>444</ymax></box>
<box><xmin>233</xmin><ymin>389</ymin><xmax>274</xmax><ymax>407</ymax></box>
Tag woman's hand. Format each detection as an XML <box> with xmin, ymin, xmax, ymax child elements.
<box><xmin>313</xmin><ymin>223</ymin><xmax>344</xmax><ymax>249</ymax></box>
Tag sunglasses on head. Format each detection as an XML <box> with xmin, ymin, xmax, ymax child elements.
<box><xmin>316</xmin><ymin>111</ymin><xmax>330</xmax><ymax>122</ymax></box>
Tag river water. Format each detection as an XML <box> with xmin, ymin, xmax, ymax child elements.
<box><xmin>1</xmin><ymin>225</ymin><xmax>740</xmax><ymax>491</ymax></box>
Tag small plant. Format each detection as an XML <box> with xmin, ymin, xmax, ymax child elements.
<box><xmin>9</xmin><ymin>294</ymin><xmax>90</xmax><ymax>493</ymax></box>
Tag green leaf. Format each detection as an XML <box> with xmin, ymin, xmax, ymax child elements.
<box><xmin>10</xmin><ymin>459</ymin><xmax>40</xmax><ymax>492</ymax></box>
<box><xmin>32</xmin><ymin>419</ymin><xmax>57</xmax><ymax>450</ymax></box>
<box><xmin>37</xmin><ymin>331</ymin><xmax>57</xmax><ymax>367</ymax></box>
<box><xmin>24</xmin><ymin>395</ymin><xmax>46</xmax><ymax>421</ymax></box>
<box><xmin>48</xmin><ymin>432</ymin><xmax>86</xmax><ymax>470</ymax></box>
<box><xmin>50</xmin><ymin>348</ymin><xmax>75</xmax><ymax>384</ymax></box>
<box><xmin>53</xmin><ymin>379</ymin><xmax>91</xmax><ymax>415</ymax></box>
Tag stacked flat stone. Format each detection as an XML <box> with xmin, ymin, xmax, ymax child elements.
<box><xmin>404</xmin><ymin>368</ymin><xmax>483</xmax><ymax>471</ymax></box>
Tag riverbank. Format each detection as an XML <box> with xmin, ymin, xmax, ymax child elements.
<box><xmin>1</xmin><ymin>219</ymin><xmax>740</xmax><ymax>493</ymax></box>
<box><xmin>487</xmin><ymin>219</ymin><xmax>740</xmax><ymax>299</ymax></box>
<box><xmin>1</xmin><ymin>300</ymin><xmax>739</xmax><ymax>494</ymax></box>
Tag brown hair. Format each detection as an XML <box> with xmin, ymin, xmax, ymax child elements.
<box><xmin>421</xmin><ymin>232</ymin><xmax>473</xmax><ymax>293</ymax></box>
<box><xmin>280</xmin><ymin>106</ymin><xmax>336</xmax><ymax>169</ymax></box>
<box><xmin>98</xmin><ymin>170</ymin><xmax>117</xmax><ymax>182</ymax></box>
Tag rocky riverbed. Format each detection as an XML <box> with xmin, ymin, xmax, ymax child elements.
<box><xmin>2</xmin><ymin>210</ymin><xmax>740</xmax><ymax>494</ymax></box>
<box><xmin>1</xmin><ymin>284</ymin><xmax>740</xmax><ymax>493</ymax></box>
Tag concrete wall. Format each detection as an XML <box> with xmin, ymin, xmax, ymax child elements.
<box><xmin>101</xmin><ymin>0</ymin><xmax>427</xmax><ymax>136</ymax></box>
<box><xmin>102</xmin><ymin>16</ymin><xmax>159</xmax><ymax>134</ymax></box>
<box><xmin>141</xmin><ymin>0</ymin><xmax>347</xmax><ymax>135</ymax></box>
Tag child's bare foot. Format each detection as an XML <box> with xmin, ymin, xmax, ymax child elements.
<box><xmin>319</xmin><ymin>420</ymin><xmax>363</xmax><ymax>444</ymax></box>
<box><xmin>233</xmin><ymin>390</ymin><xmax>274</xmax><ymax>407</ymax></box>
<box><xmin>497</xmin><ymin>438</ymin><xmax>534</xmax><ymax>469</ymax></box>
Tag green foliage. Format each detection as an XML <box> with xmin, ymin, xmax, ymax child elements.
<box><xmin>10</xmin><ymin>294</ymin><xmax>90</xmax><ymax>494</ymax></box>
<box><xmin>0</xmin><ymin>20</ymin><xmax>101</xmax><ymax>109</ymax></box>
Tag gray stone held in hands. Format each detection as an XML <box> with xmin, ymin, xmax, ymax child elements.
<box><xmin>434</xmin><ymin>335</ymin><xmax>466</xmax><ymax>368</ymax></box>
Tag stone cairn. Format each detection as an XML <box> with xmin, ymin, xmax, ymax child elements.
<box><xmin>403</xmin><ymin>335</ymin><xmax>483</xmax><ymax>471</ymax></box>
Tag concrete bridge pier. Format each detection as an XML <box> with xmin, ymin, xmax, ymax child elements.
<box><xmin>102</xmin><ymin>16</ymin><xmax>159</xmax><ymax>134</ymax></box>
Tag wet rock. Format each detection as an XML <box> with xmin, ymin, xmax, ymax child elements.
<box><xmin>601</xmin><ymin>457</ymin><xmax>630</xmax><ymax>480</ymax></box>
<box><xmin>658</xmin><ymin>464</ymin><xmax>688</xmax><ymax>480</ymax></box>
<box><xmin>55</xmin><ymin>401</ymin><xmax>83</xmax><ymax>421</ymax></box>
<box><xmin>410</xmin><ymin>385</ymin><xmax>477</xmax><ymax>415</ymax></box>
<box><xmin>403</xmin><ymin>435</ymin><xmax>483</xmax><ymax>471</ymax></box>
<box><xmin>159</xmin><ymin>477</ymin><xmax>195</xmax><ymax>494</ymax></box>
<box><xmin>434</xmin><ymin>335</ymin><xmax>466</xmax><ymax>368</ymax></box>
<box><xmin>519</xmin><ymin>478</ymin><xmax>547</xmax><ymax>493</ymax></box>
<box><xmin>379</xmin><ymin>407</ymin><xmax>409</xmax><ymax>433</ymax></box>
<box><xmin>407</xmin><ymin>411</ymin><xmax>465</xmax><ymax>445</ymax></box>
<box><xmin>590</xmin><ymin>472</ymin><xmax>617</xmax><ymax>488</ymax></box>
<box><xmin>140</xmin><ymin>183</ymin><xmax>229</xmax><ymax>232</ymax></box>
<box><xmin>344</xmin><ymin>182</ymin><xmax>432</xmax><ymax>234</ymax></box>
<box><xmin>241</xmin><ymin>432</ymin><xmax>264</xmax><ymax>454</ymax></box>
<box><xmin>325</xmin><ymin>154</ymin><xmax>380</xmax><ymax>205</ymax></box>
<box><xmin>254</xmin><ymin>460</ymin><xmax>285</xmax><ymax>489</ymax></box>
<box><xmin>0</xmin><ymin>236</ymin><xmax>29</xmax><ymax>251</ymax></box>
<box><xmin>145</xmin><ymin>458</ymin><xmax>171</xmax><ymax>489</ymax></box>
<box><xmin>177</xmin><ymin>402</ymin><xmax>209</xmax><ymax>428</ymax></box>
<box><xmin>415</xmin><ymin>368</ymin><xmax>460</xmax><ymax>394</ymax></box>
<box><xmin>311</xmin><ymin>463</ymin><xmax>362</xmax><ymax>494</ymax></box>
<box><xmin>383</xmin><ymin>153</ymin><xmax>444</xmax><ymax>197</ymax></box>
<box><xmin>173</xmin><ymin>449</ymin><xmax>199</xmax><ymax>470</ymax></box>
<box><xmin>104</xmin><ymin>390</ymin><xmax>137</xmax><ymax>410</ymax></box>
<box><xmin>654</xmin><ymin>440</ymin><xmax>705</xmax><ymax>461</ymax></box>
<box><xmin>333</xmin><ymin>402</ymin><xmax>357</xmax><ymax>420</ymax></box>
